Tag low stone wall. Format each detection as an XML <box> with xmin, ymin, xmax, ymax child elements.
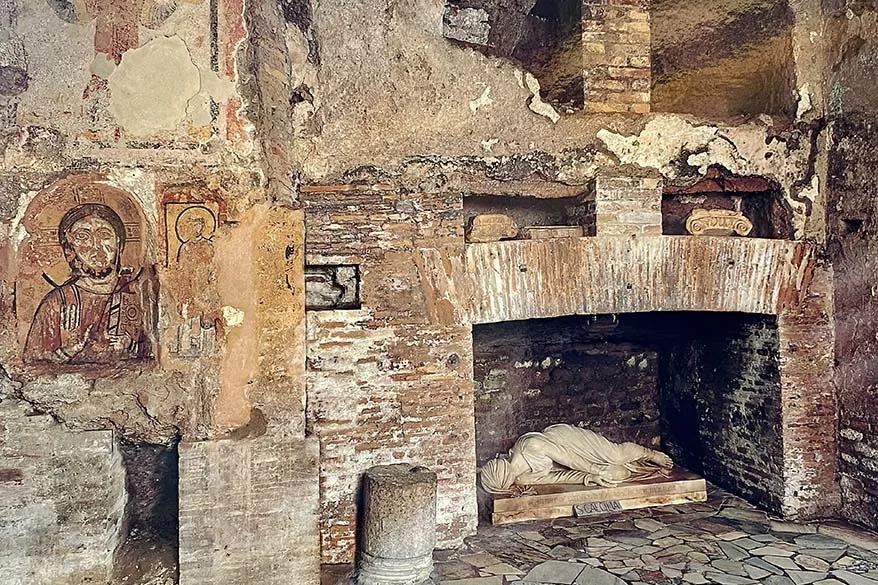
<box><xmin>0</xmin><ymin>399</ymin><xmax>126</xmax><ymax>585</ymax></box>
<box><xmin>178</xmin><ymin>436</ymin><xmax>320</xmax><ymax>585</ymax></box>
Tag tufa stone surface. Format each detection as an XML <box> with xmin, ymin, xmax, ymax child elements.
<box><xmin>0</xmin><ymin>398</ymin><xmax>126</xmax><ymax>585</ymax></box>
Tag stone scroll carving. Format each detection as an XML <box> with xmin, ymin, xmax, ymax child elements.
<box><xmin>479</xmin><ymin>424</ymin><xmax>674</xmax><ymax>495</ymax></box>
<box><xmin>18</xmin><ymin>178</ymin><xmax>157</xmax><ymax>366</ymax></box>
<box><xmin>685</xmin><ymin>209</ymin><xmax>753</xmax><ymax>237</ymax></box>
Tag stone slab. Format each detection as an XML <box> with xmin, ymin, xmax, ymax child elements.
<box><xmin>178</xmin><ymin>435</ymin><xmax>320</xmax><ymax>585</ymax></box>
<box><xmin>490</xmin><ymin>469</ymin><xmax>706</xmax><ymax>525</ymax></box>
<box><xmin>492</xmin><ymin>467</ymin><xmax>704</xmax><ymax>513</ymax></box>
<box><xmin>0</xmin><ymin>399</ymin><xmax>125</xmax><ymax>585</ymax></box>
<box><xmin>520</xmin><ymin>225</ymin><xmax>585</xmax><ymax>240</ymax></box>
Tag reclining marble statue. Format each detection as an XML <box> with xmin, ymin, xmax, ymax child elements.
<box><xmin>480</xmin><ymin>424</ymin><xmax>674</xmax><ymax>495</ymax></box>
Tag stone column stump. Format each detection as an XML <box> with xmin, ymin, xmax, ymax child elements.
<box><xmin>357</xmin><ymin>464</ymin><xmax>437</xmax><ymax>585</ymax></box>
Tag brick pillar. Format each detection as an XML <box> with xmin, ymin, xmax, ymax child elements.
<box><xmin>592</xmin><ymin>176</ymin><xmax>662</xmax><ymax>236</ymax></box>
<box><xmin>777</xmin><ymin>262</ymin><xmax>840</xmax><ymax>519</ymax></box>
<box><xmin>582</xmin><ymin>0</ymin><xmax>651</xmax><ymax>113</ymax></box>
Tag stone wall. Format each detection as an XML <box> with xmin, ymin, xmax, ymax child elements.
<box><xmin>302</xmin><ymin>185</ymin><xmax>476</xmax><ymax>563</ymax></box>
<box><xmin>660</xmin><ymin>315</ymin><xmax>785</xmax><ymax>512</ymax></box>
<box><xmin>0</xmin><ymin>399</ymin><xmax>126</xmax><ymax>585</ymax></box>
<box><xmin>826</xmin><ymin>1</ymin><xmax>878</xmax><ymax>531</ymax></box>
<box><xmin>473</xmin><ymin>317</ymin><xmax>660</xmax><ymax>466</ymax></box>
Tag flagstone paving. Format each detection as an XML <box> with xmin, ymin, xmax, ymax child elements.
<box><xmin>432</xmin><ymin>486</ymin><xmax>878</xmax><ymax>585</ymax></box>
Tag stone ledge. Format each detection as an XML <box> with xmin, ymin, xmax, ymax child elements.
<box><xmin>417</xmin><ymin>236</ymin><xmax>814</xmax><ymax>325</ymax></box>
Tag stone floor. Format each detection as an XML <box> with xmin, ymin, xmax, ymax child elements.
<box><xmin>430</xmin><ymin>486</ymin><xmax>878</xmax><ymax>585</ymax></box>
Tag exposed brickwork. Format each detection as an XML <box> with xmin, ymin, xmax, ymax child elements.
<box><xmin>777</xmin><ymin>263</ymin><xmax>840</xmax><ymax>519</ymax></box>
<box><xmin>0</xmin><ymin>399</ymin><xmax>125</xmax><ymax>585</ymax></box>
<box><xmin>178</xmin><ymin>436</ymin><xmax>320</xmax><ymax>585</ymax></box>
<box><xmin>418</xmin><ymin>237</ymin><xmax>816</xmax><ymax>324</ymax></box>
<box><xmin>473</xmin><ymin>319</ymin><xmax>660</xmax><ymax>466</ymax></box>
<box><xmin>661</xmin><ymin>315</ymin><xmax>785</xmax><ymax>512</ymax></box>
<box><xmin>582</xmin><ymin>0</ymin><xmax>651</xmax><ymax>113</ymax></box>
<box><xmin>302</xmin><ymin>186</ymin><xmax>476</xmax><ymax>564</ymax></box>
<box><xmin>592</xmin><ymin>176</ymin><xmax>662</xmax><ymax>236</ymax></box>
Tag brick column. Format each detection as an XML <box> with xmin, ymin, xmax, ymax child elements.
<box><xmin>592</xmin><ymin>176</ymin><xmax>662</xmax><ymax>236</ymax></box>
<box><xmin>777</xmin><ymin>262</ymin><xmax>840</xmax><ymax>519</ymax></box>
<box><xmin>582</xmin><ymin>0</ymin><xmax>651</xmax><ymax>113</ymax></box>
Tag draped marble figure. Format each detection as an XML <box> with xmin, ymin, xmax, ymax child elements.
<box><xmin>480</xmin><ymin>424</ymin><xmax>674</xmax><ymax>495</ymax></box>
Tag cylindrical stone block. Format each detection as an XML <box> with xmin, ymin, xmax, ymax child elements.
<box><xmin>357</xmin><ymin>464</ymin><xmax>437</xmax><ymax>585</ymax></box>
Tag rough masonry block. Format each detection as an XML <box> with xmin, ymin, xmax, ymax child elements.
<box><xmin>178</xmin><ymin>435</ymin><xmax>320</xmax><ymax>585</ymax></box>
<box><xmin>0</xmin><ymin>399</ymin><xmax>125</xmax><ymax>585</ymax></box>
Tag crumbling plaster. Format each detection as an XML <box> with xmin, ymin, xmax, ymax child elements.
<box><xmin>289</xmin><ymin>0</ymin><xmax>828</xmax><ymax>240</ymax></box>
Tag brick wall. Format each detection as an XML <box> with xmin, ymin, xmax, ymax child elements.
<box><xmin>582</xmin><ymin>0</ymin><xmax>651</xmax><ymax>113</ymax></box>
<box><xmin>777</xmin><ymin>263</ymin><xmax>839</xmax><ymax>518</ymax></box>
<box><xmin>473</xmin><ymin>318</ymin><xmax>660</xmax><ymax>467</ymax></box>
<box><xmin>660</xmin><ymin>314</ymin><xmax>785</xmax><ymax>512</ymax></box>
<box><xmin>0</xmin><ymin>399</ymin><xmax>126</xmax><ymax>585</ymax></box>
<box><xmin>591</xmin><ymin>176</ymin><xmax>662</xmax><ymax>236</ymax></box>
<box><xmin>302</xmin><ymin>186</ymin><xmax>476</xmax><ymax>563</ymax></box>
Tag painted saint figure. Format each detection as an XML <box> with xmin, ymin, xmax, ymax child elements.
<box><xmin>480</xmin><ymin>424</ymin><xmax>674</xmax><ymax>495</ymax></box>
<box><xmin>24</xmin><ymin>203</ymin><xmax>153</xmax><ymax>365</ymax></box>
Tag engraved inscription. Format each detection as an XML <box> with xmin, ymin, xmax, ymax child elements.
<box><xmin>574</xmin><ymin>500</ymin><xmax>623</xmax><ymax>517</ymax></box>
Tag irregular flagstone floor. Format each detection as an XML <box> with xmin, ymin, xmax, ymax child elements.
<box><xmin>432</xmin><ymin>486</ymin><xmax>878</xmax><ymax>585</ymax></box>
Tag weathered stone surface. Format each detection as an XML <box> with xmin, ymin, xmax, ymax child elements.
<box><xmin>419</xmin><ymin>236</ymin><xmax>816</xmax><ymax>325</ymax></box>
<box><xmin>467</xmin><ymin>213</ymin><xmax>519</xmax><ymax>243</ymax></box>
<box><xmin>178</xmin><ymin>435</ymin><xmax>320</xmax><ymax>585</ymax></box>
<box><xmin>0</xmin><ymin>398</ymin><xmax>125</xmax><ymax>585</ymax></box>
<box><xmin>358</xmin><ymin>463</ymin><xmax>437</xmax><ymax>585</ymax></box>
<box><xmin>443</xmin><ymin>7</ymin><xmax>491</xmax><ymax>46</ymax></box>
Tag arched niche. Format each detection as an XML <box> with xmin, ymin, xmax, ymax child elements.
<box><xmin>16</xmin><ymin>175</ymin><xmax>158</xmax><ymax>370</ymax></box>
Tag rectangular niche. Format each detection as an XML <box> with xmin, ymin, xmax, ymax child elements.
<box><xmin>473</xmin><ymin>312</ymin><xmax>784</xmax><ymax>515</ymax></box>
<box><xmin>464</xmin><ymin>193</ymin><xmax>593</xmax><ymax>240</ymax></box>
<box><xmin>305</xmin><ymin>265</ymin><xmax>361</xmax><ymax>311</ymax></box>
<box><xmin>650</xmin><ymin>0</ymin><xmax>796</xmax><ymax>118</ymax></box>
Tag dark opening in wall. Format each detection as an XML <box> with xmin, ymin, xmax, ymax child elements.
<box><xmin>650</xmin><ymin>0</ymin><xmax>797</xmax><ymax>119</ymax></box>
<box><xmin>473</xmin><ymin>311</ymin><xmax>783</xmax><ymax>519</ymax></box>
<box><xmin>662</xmin><ymin>168</ymin><xmax>795</xmax><ymax>239</ymax></box>
<box><xmin>443</xmin><ymin>0</ymin><xmax>583</xmax><ymax>109</ymax></box>
<box><xmin>114</xmin><ymin>440</ymin><xmax>179</xmax><ymax>584</ymax></box>
<box><xmin>464</xmin><ymin>193</ymin><xmax>593</xmax><ymax>238</ymax></box>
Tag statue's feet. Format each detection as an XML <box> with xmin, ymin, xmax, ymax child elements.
<box><xmin>651</xmin><ymin>451</ymin><xmax>674</xmax><ymax>468</ymax></box>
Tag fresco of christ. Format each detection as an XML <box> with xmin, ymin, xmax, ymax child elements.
<box><xmin>24</xmin><ymin>203</ymin><xmax>154</xmax><ymax>365</ymax></box>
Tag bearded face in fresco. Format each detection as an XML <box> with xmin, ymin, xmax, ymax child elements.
<box><xmin>64</xmin><ymin>214</ymin><xmax>121</xmax><ymax>278</ymax></box>
<box><xmin>24</xmin><ymin>203</ymin><xmax>154</xmax><ymax>366</ymax></box>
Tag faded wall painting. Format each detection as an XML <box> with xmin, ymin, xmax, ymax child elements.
<box><xmin>161</xmin><ymin>186</ymin><xmax>225</xmax><ymax>357</ymax></box>
<box><xmin>18</xmin><ymin>178</ymin><xmax>157</xmax><ymax>366</ymax></box>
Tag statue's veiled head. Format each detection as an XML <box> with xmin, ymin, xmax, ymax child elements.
<box><xmin>480</xmin><ymin>456</ymin><xmax>515</xmax><ymax>495</ymax></box>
